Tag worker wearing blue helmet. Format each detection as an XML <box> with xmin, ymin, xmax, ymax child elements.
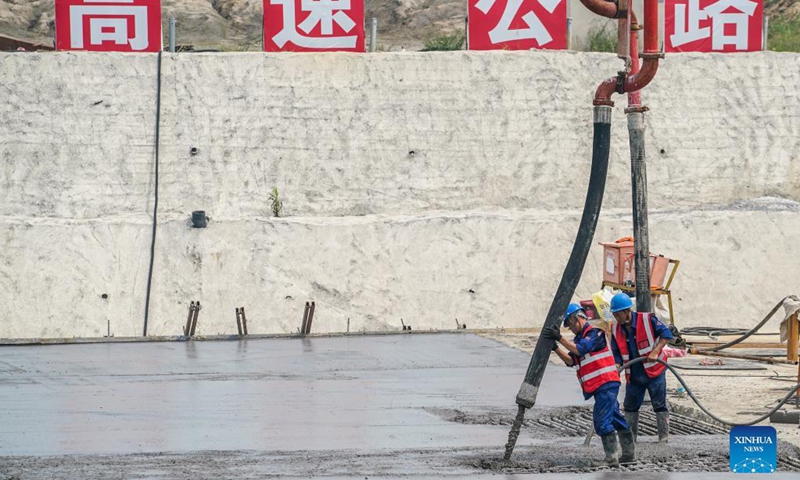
<box><xmin>609</xmin><ymin>292</ymin><xmax>674</xmax><ymax>444</ymax></box>
<box><xmin>542</xmin><ymin>302</ymin><xmax>635</xmax><ymax>466</ymax></box>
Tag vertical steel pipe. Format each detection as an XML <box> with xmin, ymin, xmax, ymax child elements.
<box><xmin>369</xmin><ymin>18</ymin><xmax>377</xmax><ymax>52</ymax></box>
<box><xmin>566</xmin><ymin>17</ymin><xmax>573</xmax><ymax>50</ymax></box>
<box><xmin>169</xmin><ymin>18</ymin><xmax>176</xmax><ymax>53</ymax></box>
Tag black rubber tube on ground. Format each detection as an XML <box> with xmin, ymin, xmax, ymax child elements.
<box><xmin>503</xmin><ymin>106</ymin><xmax>613</xmax><ymax>460</ymax></box>
<box><xmin>693</xmin><ymin>295</ymin><xmax>797</xmax><ymax>352</ymax></box>
<box><xmin>620</xmin><ymin>357</ymin><xmax>800</xmax><ymax>426</ymax></box>
<box><xmin>143</xmin><ymin>51</ymin><xmax>163</xmax><ymax>337</ymax></box>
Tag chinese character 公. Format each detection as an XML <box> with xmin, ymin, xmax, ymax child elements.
<box><xmin>474</xmin><ymin>0</ymin><xmax>561</xmax><ymax>46</ymax></box>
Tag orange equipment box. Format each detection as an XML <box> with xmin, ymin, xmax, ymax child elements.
<box><xmin>600</xmin><ymin>237</ymin><xmax>670</xmax><ymax>289</ymax></box>
<box><xmin>600</xmin><ymin>238</ymin><xmax>634</xmax><ymax>285</ymax></box>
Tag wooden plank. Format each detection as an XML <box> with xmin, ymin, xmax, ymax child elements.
<box><xmin>788</xmin><ymin>312</ymin><xmax>799</xmax><ymax>363</ymax></box>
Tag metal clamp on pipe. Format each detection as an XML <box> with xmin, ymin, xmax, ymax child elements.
<box><xmin>615</xmin><ymin>0</ymin><xmax>627</xmax><ymax>19</ymax></box>
<box><xmin>615</xmin><ymin>71</ymin><xmax>626</xmax><ymax>94</ymax></box>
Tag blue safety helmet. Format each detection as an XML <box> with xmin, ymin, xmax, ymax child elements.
<box><xmin>610</xmin><ymin>293</ymin><xmax>634</xmax><ymax>313</ymax></box>
<box><xmin>563</xmin><ymin>303</ymin><xmax>585</xmax><ymax>326</ymax></box>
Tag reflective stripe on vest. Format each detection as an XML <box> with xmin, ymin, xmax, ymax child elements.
<box><xmin>613</xmin><ymin>312</ymin><xmax>667</xmax><ymax>382</ymax></box>
<box><xmin>575</xmin><ymin>326</ymin><xmax>620</xmax><ymax>394</ymax></box>
<box><xmin>614</xmin><ymin>322</ymin><xmax>632</xmax><ymax>380</ymax></box>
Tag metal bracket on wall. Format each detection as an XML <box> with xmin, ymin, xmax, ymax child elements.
<box><xmin>235</xmin><ymin>307</ymin><xmax>248</xmax><ymax>336</ymax></box>
<box><xmin>184</xmin><ymin>301</ymin><xmax>201</xmax><ymax>337</ymax></box>
<box><xmin>300</xmin><ymin>301</ymin><xmax>316</xmax><ymax>335</ymax></box>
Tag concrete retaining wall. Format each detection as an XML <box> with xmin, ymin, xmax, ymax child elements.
<box><xmin>1</xmin><ymin>51</ymin><xmax>799</xmax><ymax>337</ymax></box>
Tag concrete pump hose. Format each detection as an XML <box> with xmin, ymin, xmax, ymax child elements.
<box><xmin>503</xmin><ymin>106</ymin><xmax>613</xmax><ymax>461</ymax></box>
<box><xmin>619</xmin><ymin>357</ymin><xmax>800</xmax><ymax>427</ymax></box>
<box><xmin>516</xmin><ymin>106</ymin><xmax>613</xmax><ymax>405</ymax></box>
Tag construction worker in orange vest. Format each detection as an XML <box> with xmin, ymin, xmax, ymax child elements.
<box><xmin>609</xmin><ymin>292</ymin><xmax>674</xmax><ymax>443</ymax></box>
<box><xmin>543</xmin><ymin>303</ymin><xmax>635</xmax><ymax>467</ymax></box>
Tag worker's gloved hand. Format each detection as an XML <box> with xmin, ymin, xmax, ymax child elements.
<box><xmin>551</xmin><ymin>342</ymin><xmax>560</xmax><ymax>352</ymax></box>
<box><xmin>542</xmin><ymin>324</ymin><xmax>562</xmax><ymax>342</ymax></box>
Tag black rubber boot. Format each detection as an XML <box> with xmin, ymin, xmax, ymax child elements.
<box><xmin>624</xmin><ymin>411</ymin><xmax>639</xmax><ymax>443</ymax></box>
<box><xmin>656</xmin><ymin>411</ymin><xmax>669</xmax><ymax>443</ymax></box>
<box><xmin>592</xmin><ymin>434</ymin><xmax>620</xmax><ymax>467</ymax></box>
<box><xmin>618</xmin><ymin>429</ymin><xmax>636</xmax><ymax>463</ymax></box>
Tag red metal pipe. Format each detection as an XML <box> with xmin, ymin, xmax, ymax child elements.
<box><xmin>594</xmin><ymin>78</ymin><xmax>618</xmax><ymax>107</ymax></box>
<box><xmin>583</xmin><ymin>0</ymin><xmax>660</xmax><ymax>106</ymax></box>
<box><xmin>594</xmin><ymin>57</ymin><xmax>657</xmax><ymax>107</ymax></box>
<box><xmin>579</xmin><ymin>0</ymin><xmax>620</xmax><ymax>18</ymax></box>
<box><xmin>643</xmin><ymin>0</ymin><xmax>659</xmax><ymax>53</ymax></box>
<box><xmin>625</xmin><ymin>57</ymin><xmax>658</xmax><ymax>95</ymax></box>
<box><xmin>628</xmin><ymin>24</ymin><xmax>641</xmax><ymax>106</ymax></box>
<box><xmin>626</xmin><ymin>0</ymin><xmax>661</xmax><ymax>105</ymax></box>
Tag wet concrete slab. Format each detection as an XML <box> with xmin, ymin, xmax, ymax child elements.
<box><xmin>5</xmin><ymin>334</ymin><xmax>799</xmax><ymax>478</ymax></box>
<box><xmin>0</xmin><ymin>333</ymin><xmax>585</xmax><ymax>456</ymax></box>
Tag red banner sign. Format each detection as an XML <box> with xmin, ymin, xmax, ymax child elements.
<box><xmin>468</xmin><ymin>0</ymin><xmax>566</xmax><ymax>51</ymax></box>
<box><xmin>263</xmin><ymin>0</ymin><xmax>365</xmax><ymax>52</ymax></box>
<box><xmin>55</xmin><ymin>0</ymin><xmax>162</xmax><ymax>52</ymax></box>
<box><xmin>665</xmin><ymin>0</ymin><xmax>763</xmax><ymax>52</ymax></box>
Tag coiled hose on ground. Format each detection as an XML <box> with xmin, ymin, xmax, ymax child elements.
<box><xmin>620</xmin><ymin>357</ymin><xmax>800</xmax><ymax>427</ymax></box>
<box><xmin>686</xmin><ymin>295</ymin><xmax>798</xmax><ymax>352</ymax></box>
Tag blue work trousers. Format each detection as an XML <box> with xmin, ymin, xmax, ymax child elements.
<box><xmin>593</xmin><ymin>384</ymin><xmax>629</xmax><ymax>436</ymax></box>
<box><xmin>623</xmin><ymin>372</ymin><xmax>669</xmax><ymax>413</ymax></box>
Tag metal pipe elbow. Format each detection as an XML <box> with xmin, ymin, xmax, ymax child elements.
<box><xmin>593</xmin><ymin>58</ymin><xmax>659</xmax><ymax>106</ymax></box>
<box><xmin>593</xmin><ymin>78</ymin><xmax>618</xmax><ymax>106</ymax></box>
<box><xmin>580</xmin><ymin>0</ymin><xmax>620</xmax><ymax>18</ymax></box>
<box><xmin>624</xmin><ymin>57</ymin><xmax>659</xmax><ymax>93</ymax></box>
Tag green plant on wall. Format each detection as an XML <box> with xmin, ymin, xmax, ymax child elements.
<box><xmin>582</xmin><ymin>23</ymin><xmax>617</xmax><ymax>52</ymax></box>
<box><xmin>768</xmin><ymin>16</ymin><xmax>800</xmax><ymax>52</ymax></box>
<box><xmin>421</xmin><ymin>32</ymin><xmax>466</xmax><ymax>51</ymax></box>
<box><xmin>269</xmin><ymin>187</ymin><xmax>284</xmax><ymax>217</ymax></box>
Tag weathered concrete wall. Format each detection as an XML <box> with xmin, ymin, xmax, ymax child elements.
<box><xmin>1</xmin><ymin>51</ymin><xmax>799</xmax><ymax>338</ymax></box>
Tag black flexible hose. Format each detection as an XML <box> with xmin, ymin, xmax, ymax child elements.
<box><xmin>692</xmin><ymin>296</ymin><xmax>797</xmax><ymax>352</ymax></box>
<box><xmin>516</xmin><ymin>106</ymin><xmax>613</xmax><ymax>404</ymax></box>
<box><xmin>680</xmin><ymin>327</ymin><xmax>774</xmax><ymax>337</ymax></box>
<box><xmin>504</xmin><ymin>106</ymin><xmax>613</xmax><ymax>460</ymax></box>
<box><xmin>143</xmin><ymin>51</ymin><xmax>163</xmax><ymax>337</ymax></box>
<box><xmin>620</xmin><ymin>357</ymin><xmax>800</xmax><ymax>426</ymax></box>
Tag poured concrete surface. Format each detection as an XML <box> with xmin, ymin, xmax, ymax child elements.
<box><xmin>0</xmin><ymin>334</ymin><xmax>583</xmax><ymax>456</ymax></box>
<box><xmin>2</xmin><ymin>334</ymin><xmax>799</xmax><ymax>479</ymax></box>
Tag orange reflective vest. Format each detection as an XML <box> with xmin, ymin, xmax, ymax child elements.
<box><xmin>613</xmin><ymin>312</ymin><xmax>668</xmax><ymax>382</ymax></box>
<box><xmin>574</xmin><ymin>326</ymin><xmax>620</xmax><ymax>394</ymax></box>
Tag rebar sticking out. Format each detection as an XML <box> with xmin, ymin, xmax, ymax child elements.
<box><xmin>235</xmin><ymin>307</ymin><xmax>248</xmax><ymax>335</ymax></box>
<box><xmin>300</xmin><ymin>302</ymin><xmax>316</xmax><ymax>335</ymax></box>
